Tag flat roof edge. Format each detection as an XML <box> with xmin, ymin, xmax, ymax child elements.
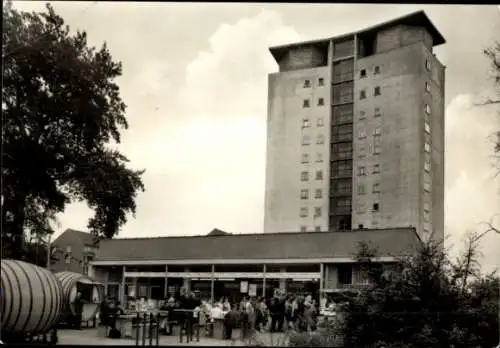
<box><xmin>269</xmin><ymin>10</ymin><xmax>445</xmax><ymax>63</ymax></box>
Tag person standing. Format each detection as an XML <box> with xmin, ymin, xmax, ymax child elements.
<box><xmin>72</xmin><ymin>292</ymin><xmax>84</xmax><ymax>330</ymax></box>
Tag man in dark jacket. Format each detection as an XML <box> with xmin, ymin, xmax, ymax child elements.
<box><xmin>224</xmin><ymin>305</ymin><xmax>239</xmax><ymax>340</ymax></box>
<box><xmin>73</xmin><ymin>292</ymin><xmax>84</xmax><ymax>330</ymax></box>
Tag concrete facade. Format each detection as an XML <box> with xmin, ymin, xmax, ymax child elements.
<box><xmin>264</xmin><ymin>11</ymin><xmax>445</xmax><ymax>242</ymax></box>
<box><xmin>265</xmin><ymin>66</ymin><xmax>331</xmax><ymax>233</ymax></box>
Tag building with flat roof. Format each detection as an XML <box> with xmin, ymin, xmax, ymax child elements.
<box><xmin>264</xmin><ymin>11</ymin><xmax>445</xmax><ymax>242</ymax></box>
<box><xmin>89</xmin><ymin>227</ymin><xmax>421</xmax><ymax>303</ymax></box>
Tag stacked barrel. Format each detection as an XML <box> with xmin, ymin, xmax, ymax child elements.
<box><xmin>55</xmin><ymin>271</ymin><xmax>102</xmax><ymax>323</ymax></box>
<box><xmin>0</xmin><ymin>259</ymin><xmax>64</xmax><ymax>342</ymax></box>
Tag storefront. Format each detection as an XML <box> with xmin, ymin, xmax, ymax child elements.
<box><xmin>89</xmin><ymin>227</ymin><xmax>421</xmax><ymax>305</ymax></box>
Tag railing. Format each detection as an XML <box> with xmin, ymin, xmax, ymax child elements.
<box><xmin>132</xmin><ymin>312</ymin><xmax>160</xmax><ymax>346</ymax></box>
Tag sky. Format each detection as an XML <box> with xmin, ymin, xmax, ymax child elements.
<box><xmin>12</xmin><ymin>2</ymin><xmax>500</xmax><ymax>273</ymax></box>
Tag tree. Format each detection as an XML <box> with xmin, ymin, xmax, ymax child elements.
<box><xmin>341</xmin><ymin>235</ymin><xmax>499</xmax><ymax>348</ymax></box>
<box><xmin>2</xmin><ymin>2</ymin><xmax>145</xmax><ymax>260</ymax></box>
<box><xmin>483</xmin><ymin>42</ymin><xmax>500</xmax><ymax>176</ymax></box>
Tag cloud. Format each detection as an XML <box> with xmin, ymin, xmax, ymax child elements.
<box><xmin>180</xmin><ymin>9</ymin><xmax>302</xmax><ymax>120</ymax></box>
<box><xmin>53</xmin><ymin>9</ymin><xmax>299</xmax><ymax>238</ymax></box>
<box><xmin>444</xmin><ymin>93</ymin><xmax>500</xmax><ymax>272</ymax></box>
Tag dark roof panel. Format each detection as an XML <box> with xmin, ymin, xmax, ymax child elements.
<box><xmin>269</xmin><ymin>10</ymin><xmax>445</xmax><ymax>63</ymax></box>
<box><xmin>53</xmin><ymin>228</ymin><xmax>95</xmax><ymax>246</ymax></box>
<box><xmin>94</xmin><ymin>228</ymin><xmax>421</xmax><ymax>262</ymax></box>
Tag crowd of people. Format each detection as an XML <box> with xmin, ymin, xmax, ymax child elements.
<box><xmin>95</xmin><ymin>288</ymin><xmax>347</xmax><ymax>340</ymax></box>
<box><xmin>156</xmin><ymin>289</ymin><xmax>346</xmax><ymax>340</ymax></box>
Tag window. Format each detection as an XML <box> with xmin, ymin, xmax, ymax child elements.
<box><xmin>424</xmin><ymin>122</ymin><xmax>430</xmax><ymax>133</ymax></box>
<box><xmin>300</xmin><ymin>207</ymin><xmax>308</xmax><ymax>218</ymax></box>
<box><xmin>424</xmin><ymin>143</ymin><xmax>431</xmax><ymax>153</ymax></box>
<box><xmin>332</xmin><ymin>180</ymin><xmax>352</xmax><ymax>194</ymax></box>
<box><xmin>372</xmin><ymin>219</ymin><xmax>379</xmax><ymax>226</ymax></box>
<box><xmin>358</xmin><ymin>129</ymin><xmax>367</xmax><ymax>139</ymax></box>
<box><xmin>316</xmin><ymin>153</ymin><xmax>323</xmax><ymax>163</ymax></box>
<box><xmin>318</xmin><ymin>77</ymin><xmax>324</xmax><ymax>86</ymax></box>
<box><xmin>332</xmin><ymin>142</ymin><xmax>353</xmax><ymax>160</ymax></box>
<box><xmin>318</xmin><ymin>98</ymin><xmax>325</xmax><ymax>106</ymax></box>
<box><xmin>315</xmin><ymin>170</ymin><xmax>323</xmax><ymax>180</ymax></box>
<box><xmin>301</xmin><ymin>153</ymin><xmax>310</xmax><ymax>163</ymax></box>
<box><xmin>331</xmin><ymin>160</ymin><xmax>352</xmax><ymax>178</ymax></box>
<box><xmin>425</xmin><ymin>59</ymin><xmax>431</xmax><ymax>71</ymax></box>
<box><xmin>374</xmin><ymin>86</ymin><xmax>381</xmax><ymax>96</ymax></box>
<box><xmin>424</xmin><ymin>172</ymin><xmax>431</xmax><ymax>185</ymax></box>
<box><xmin>358</xmin><ymin>146</ymin><xmax>366</xmax><ymax>157</ymax></box>
<box><xmin>302</xmin><ymin>135</ymin><xmax>311</xmax><ymax>145</ymax></box>
<box><xmin>335</xmin><ymin>198</ymin><xmax>352</xmax><ymax>215</ymax></box>
<box><xmin>358</xmin><ymin>166</ymin><xmax>366</xmax><ymax>176</ymax></box>
<box><xmin>425</xmin><ymin>81</ymin><xmax>431</xmax><ymax>93</ymax></box>
<box><xmin>317</xmin><ymin>117</ymin><xmax>324</xmax><ymax>127</ymax></box>
<box><xmin>424</xmin><ymin>182</ymin><xmax>431</xmax><ymax>192</ymax></box>
<box><xmin>360</xmin><ymin>69</ymin><xmax>367</xmax><ymax>78</ymax></box>
<box><xmin>374</xmin><ymin>107</ymin><xmax>381</xmax><ymax>117</ymax></box>
<box><xmin>303</xmin><ymin>99</ymin><xmax>310</xmax><ymax>108</ymax></box>
<box><xmin>332</xmin><ymin>104</ymin><xmax>353</xmax><ymax>124</ymax></box>
<box><xmin>358</xmin><ymin>224</ymin><xmax>364</xmax><ymax>229</ymax></box>
<box><xmin>358</xmin><ymin>183</ymin><xmax>365</xmax><ymax>195</ymax></box>
<box><xmin>300</xmin><ymin>226</ymin><xmax>307</xmax><ymax>232</ymax></box>
<box><xmin>300</xmin><ymin>189</ymin><xmax>309</xmax><ymax>200</ymax></box>
<box><xmin>373</xmin><ymin>134</ymin><xmax>381</xmax><ymax>154</ymax></box>
<box><xmin>304</xmin><ymin>80</ymin><xmax>311</xmax><ymax>88</ymax></box>
<box><xmin>373</xmin><ymin>164</ymin><xmax>380</xmax><ymax>174</ymax></box>
<box><xmin>360</xmin><ymin>90</ymin><xmax>366</xmax><ymax>100</ymax></box>
<box><xmin>373</xmin><ymin>203</ymin><xmax>380</xmax><ymax>212</ymax></box>
<box><xmin>423</xmin><ymin>222</ymin><xmax>432</xmax><ymax>234</ymax></box>
<box><xmin>373</xmin><ymin>127</ymin><xmax>381</xmax><ymax>135</ymax></box>
<box><xmin>314</xmin><ymin>207</ymin><xmax>322</xmax><ymax>218</ymax></box>
<box><xmin>316</xmin><ymin>134</ymin><xmax>325</xmax><ymax>144</ymax></box>
<box><xmin>374</xmin><ymin>66</ymin><xmax>380</xmax><ymax>75</ymax></box>
<box><xmin>332</xmin><ymin>82</ymin><xmax>354</xmax><ymax>104</ymax></box>
<box><xmin>424</xmin><ymin>211</ymin><xmax>431</xmax><ymax>222</ymax></box>
<box><xmin>359</xmin><ymin>111</ymin><xmax>366</xmax><ymax>120</ymax></box>
<box><xmin>333</xmin><ymin>59</ymin><xmax>354</xmax><ymax>83</ymax></box>
<box><xmin>315</xmin><ymin>226</ymin><xmax>321</xmax><ymax>232</ymax></box>
<box><xmin>332</xmin><ymin>124</ymin><xmax>353</xmax><ymax>142</ymax></box>
<box><xmin>300</xmin><ymin>171</ymin><xmax>309</xmax><ymax>181</ymax></box>
<box><xmin>423</xmin><ymin>202</ymin><xmax>431</xmax><ymax>212</ymax></box>
<box><xmin>372</xmin><ymin>182</ymin><xmax>380</xmax><ymax>193</ymax></box>
<box><xmin>424</xmin><ymin>160</ymin><xmax>431</xmax><ymax>172</ymax></box>
<box><xmin>425</xmin><ymin>104</ymin><xmax>431</xmax><ymax>115</ymax></box>
<box><xmin>302</xmin><ymin>118</ymin><xmax>310</xmax><ymax>128</ymax></box>
<box><xmin>315</xmin><ymin>189</ymin><xmax>323</xmax><ymax>199</ymax></box>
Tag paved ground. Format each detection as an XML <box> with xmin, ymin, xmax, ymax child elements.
<box><xmin>57</xmin><ymin>328</ymin><xmax>290</xmax><ymax>346</ymax></box>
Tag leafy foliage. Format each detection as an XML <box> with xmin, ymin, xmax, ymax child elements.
<box><xmin>2</xmin><ymin>2</ymin><xmax>145</xmax><ymax>259</ymax></box>
<box><xmin>342</xmin><ymin>236</ymin><xmax>499</xmax><ymax>348</ymax></box>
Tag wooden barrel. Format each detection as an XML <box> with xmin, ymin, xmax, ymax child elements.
<box><xmin>1</xmin><ymin>259</ymin><xmax>64</xmax><ymax>335</ymax></box>
<box><xmin>55</xmin><ymin>271</ymin><xmax>102</xmax><ymax>323</ymax></box>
